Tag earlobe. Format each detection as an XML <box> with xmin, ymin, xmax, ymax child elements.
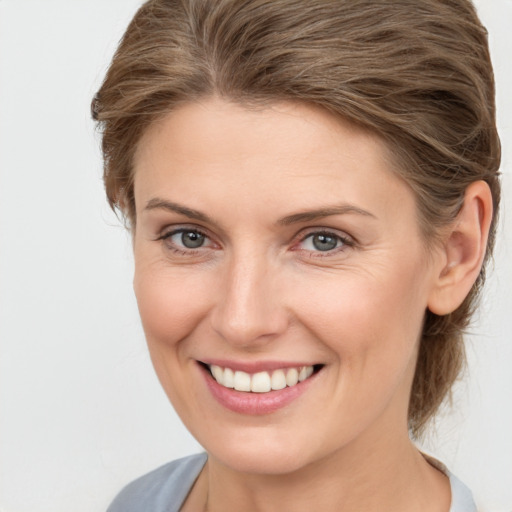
<box><xmin>427</xmin><ymin>181</ymin><xmax>493</xmax><ymax>316</ymax></box>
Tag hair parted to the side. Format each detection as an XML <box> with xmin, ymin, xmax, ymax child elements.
<box><xmin>93</xmin><ymin>0</ymin><xmax>501</xmax><ymax>437</ymax></box>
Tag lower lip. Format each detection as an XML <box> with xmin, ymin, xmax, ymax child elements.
<box><xmin>199</xmin><ymin>364</ymin><xmax>318</xmax><ymax>415</ymax></box>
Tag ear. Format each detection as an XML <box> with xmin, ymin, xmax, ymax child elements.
<box><xmin>427</xmin><ymin>181</ymin><xmax>493</xmax><ymax>316</ymax></box>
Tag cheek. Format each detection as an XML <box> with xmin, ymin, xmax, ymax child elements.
<box><xmin>294</xmin><ymin>263</ymin><xmax>429</xmax><ymax>372</ymax></box>
<box><xmin>132</xmin><ymin>264</ymin><xmax>215</xmax><ymax>419</ymax></box>
<box><xmin>133</xmin><ymin>264</ymin><xmax>212</xmax><ymax>351</ymax></box>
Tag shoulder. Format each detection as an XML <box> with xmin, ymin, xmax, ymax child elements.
<box><xmin>448</xmin><ymin>472</ymin><xmax>477</xmax><ymax>512</ymax></box>
<box><xmin>107</xmin><ymin>453</ymin><xmax>208</xmax><ymax>512</ymax></box>
<box><xmin>422</xmin><ymin>453</ymin><xmax>477</xmax><ymax>512</ymax></box>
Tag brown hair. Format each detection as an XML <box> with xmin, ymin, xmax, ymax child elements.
<box><xmin>93</xmin><ymin>0</ymin><xmax>501</xmax><ymax>436</ymax></box>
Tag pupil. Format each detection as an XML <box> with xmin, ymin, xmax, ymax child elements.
<box><xmin>313</xmin><ymin>234</ymin><xmax>337</xmax><ymax>251</ymax></box>
<box><xmin>181</xmin><ymin>231</ymin><xmax>205</xmax><ymax>248</ymax></box>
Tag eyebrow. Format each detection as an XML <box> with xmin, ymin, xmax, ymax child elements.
<box><xmin>277</xmin><ymin>205</ymin><xmax>376</xmax><ymax>225</ymax></box>
<box><xmin>144</xmin><ymin>198</ymin><xmax>376</xmax><ymax>225</ymax></box>
<box><xmin>144</xmin><ymin>198</ymin><xmax>212</xmax><ymax>223</ymax></box>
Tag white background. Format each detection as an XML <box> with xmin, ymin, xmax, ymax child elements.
<box><xmin>0</xmin><ymin>1</ymin><xmax>510</xmax><ymax>511</ymax></box>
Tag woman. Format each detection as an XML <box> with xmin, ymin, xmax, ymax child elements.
<box><xmin>92</xmin><ymin>0</ymin><xmax>501</xmax><ymax>510</ymax></box>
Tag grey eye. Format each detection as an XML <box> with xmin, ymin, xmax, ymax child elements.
<box><xmin>180</xmin><ymin>231</ymin><xmax>206</xmax><ymax>248</ymax></box>
<box><xmin>300</xmin><ymin>232</ymin><xmax>344</xmax><ymax>252</ymax></box>
<box><xmin>311</xmin><ymin>233</ymin><xmax>339</xmax><ymax>251</ymax></box>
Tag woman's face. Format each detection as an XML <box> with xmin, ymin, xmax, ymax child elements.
<box><xmin>132</xmin><ymin>98</ymin><xmax>442</xmax><ymax>474</ymax></box>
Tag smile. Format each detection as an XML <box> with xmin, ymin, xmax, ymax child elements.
<box><xmin>208</xmin><ymin>364</ymin><xmax>316</xmax><ymax>393</ymax></box>
<box><xmin>199</xmin><ymin>361</ymin><xmax>324</xmax><ymax>414</ymax></box>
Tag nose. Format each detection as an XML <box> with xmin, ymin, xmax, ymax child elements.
<box><xmin>210</xmin><ymin>254</ymin><xmax>289</xmax><ymax>349</ymax></box>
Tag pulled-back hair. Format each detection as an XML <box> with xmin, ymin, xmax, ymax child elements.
<box><xmin>93</xmin><ymin>0</ymin><xmax>501</xmax><ymax>436</ymax></box>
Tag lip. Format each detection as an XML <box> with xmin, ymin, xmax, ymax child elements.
<box><xmin>198</xmin><ymin>361</ymin><xmax>321</xmax><ymax>415</ymax></box>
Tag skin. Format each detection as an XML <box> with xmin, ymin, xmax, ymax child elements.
<box><xmin>131</xmin><ymin>98</ymin><xmax>491</xmax><ymax>511</ymax></box>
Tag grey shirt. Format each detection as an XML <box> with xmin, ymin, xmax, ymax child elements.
<box><xmin>107</xmin><ymin>453</ymin><xmax>477</xmax><ymax>512</ymax></box>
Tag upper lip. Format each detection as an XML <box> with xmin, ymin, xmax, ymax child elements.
<box><xmin>198</xmin><ymin>359</ymin><xmax>321</xmax><ymax>373</ymax></box>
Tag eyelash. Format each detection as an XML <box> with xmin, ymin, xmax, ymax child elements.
<box><xmin>157</xmin><ymin>227</ymin><xmax>214</xmax><ymax>256</ymax></box>
<box><xmin>156</xmin><ymin>227</ymin><xmax>354</xmax><ymax>257</ymax></box>
<box><xmin>293</xmin><ymin>230</ymin><xmax>354</xmax><ymax>257</ymax></box>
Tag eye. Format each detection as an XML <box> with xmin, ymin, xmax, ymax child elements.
<box><xmin>297</xmin><ymin>231</ymin><xmax>352</xmax><ymax>253</ymax></box>
<box><xmin>174</xmin><ymin>230</ymin><xmax>206</xmax><ymax>249</ymax></box>
<box><xmin>159</xmin><ymin>228</ymin><xmax>213</xmax><ymax>251</ymax></box>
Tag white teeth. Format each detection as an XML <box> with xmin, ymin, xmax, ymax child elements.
<box><xmin>223</xmin><ymin>367</ymin><xmax>234</xmax><ymax>388</ymax></box>
<box><xmin>233</xmin><ymin>370</ymin><xmax>251</xmax><ymax>392</ymax></box>
<box><xmin>299</xmin><ymin>366</ymin><xmax>314</xmax><ymax>382</ymax></box>
<box><xmin>286</xmin><ymin>368</ymin><xmax>299</xmax><ymax>387</ymax></box>
<box><xmin>251</xmin><ymin>371</ymin><xmax>271</xmax><ymax>393</ymax></box>
<box><xmin>208</xmin><ymin>364</ymin><xmax>316</xmax><ymax>393</ymax></box>
<box><xmin>271</xmin><ymin>369</ymin><xmax>287</xmax><ymax>390</ymax></box>
<box><xmin>211</xmin><ymin>365</ymin><xmax>223</xmax><ymax>382</ymax></box>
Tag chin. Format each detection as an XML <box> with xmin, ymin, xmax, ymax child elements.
<box><xmin>188</xmin><ymin>419</ymin><xmax>329</xmax><ymax>476</ymax></box>
<box><xmin>209</xmin><ymin>441</ymin><xmax>313</xmax><ymax>475</ymax></box>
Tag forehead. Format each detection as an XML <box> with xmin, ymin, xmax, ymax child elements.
<box><xmin>135</xmin><ymin>98</ymin><xmax>387</xmax><ymax>165</ymax></box>
<box><xmin>133</xmin><ymin>98</ymin><xmax>414</xmax><ymax>224</ymax></box>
